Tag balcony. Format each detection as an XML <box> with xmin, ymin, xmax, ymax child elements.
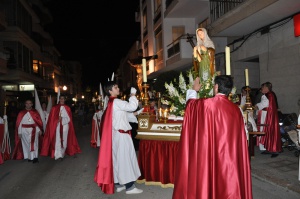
<box><xmin>148</xmin><ymin>34</ymin><xmax>194</xmax><ymax>79</ymax></box>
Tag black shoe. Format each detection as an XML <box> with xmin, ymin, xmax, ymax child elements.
<box><xmin>271</xmin><ymin>154</ymin><xmax>279</xmax><ymax>158</ymax></box>
<box><xmin>261</xmin><ymin>151</ymin><xmax>271</xmax><ymax>154</ymax></box>
<box><xmin>33</xmin><ymin>158</ymin><xmax>39</xmax><ymax>164</ymax></box>
<box><xmin>28</xmin><ymin>159</ymin><xmax>33</xmax><ymax>162</ymax></box>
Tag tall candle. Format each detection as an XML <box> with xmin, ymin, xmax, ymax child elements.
<box><xmin>225</xmin><ymin>46</ymin><xmax>231</xmax><ymax>75</ymax></box>
<box><xmin>245</xmin><ymin>68</ymin><xmax>249</xmax><ymax>86</ymax></box>
<box><xmin>142</xmin><ymin>58</ymin><xmax>147</xmax><ymax>83</ymax></box>
<box><xmin>99</xmin><ymin>83</ymin><xmax>103</xmax><ymax>96</ymax></box>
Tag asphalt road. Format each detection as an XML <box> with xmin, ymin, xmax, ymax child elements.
<box><xmin>1</xmin><ymin>115</ymin><xmax>300</xmax><ymax>199</ymax></box>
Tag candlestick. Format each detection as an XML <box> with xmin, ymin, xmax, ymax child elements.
<box><xmin>225</xmin><ymin>46</ymin><xmax>231</xmax><ymax>75</ymax></box>
<box><xmin>245</xmin><ymin>68</ymin><xmax>249</xmax><ymax>86</ymax></box>
<box><xmin>142</xmin><ymin>58</ymin><xmax>147</xmax><ymax>83</ymax></box>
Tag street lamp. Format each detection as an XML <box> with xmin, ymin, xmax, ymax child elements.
<box><xmin>63</xmin><ymin>85</ymin><xmax>67</xmax><ymax>91</ymax></box>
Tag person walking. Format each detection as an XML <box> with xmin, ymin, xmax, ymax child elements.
<box><xmin>172</xmin><ymin>75</ymin><xmax>253</xmax><ymax>199</ymax></box>
<box><xmin>90</xmin><ymin>106</ymin><xmax>103</xmax><ymax>148</ymax></box>
<box><xmin>40</xmin><ymin>95</ymin><xmax>81</xmax><ymax>160</ymax></box>
<box><xmin>11</xmin><ymin>99</ymin><xmax>44</xmax><ymax>163</ymax></box>
<box><xmin>254</xmin><ymin>82</ymin><xmax>282</xmax><ymax>157</ymax></box>
<box><xmin>94</xmin><ymin>81</ymin><xmax>143</xmax><ymax>195</ymax></box>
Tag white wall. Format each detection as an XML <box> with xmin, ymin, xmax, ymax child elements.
<box><xmin>231</xmin><ymin>20</ymin><xmax>300</xmax><ymax>114</ymax></box>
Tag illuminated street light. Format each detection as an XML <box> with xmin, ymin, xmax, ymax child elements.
<box><xmin>63</xmin><ymin>85</ymin><xmax>67</xmax><ymax>91</ymax></box>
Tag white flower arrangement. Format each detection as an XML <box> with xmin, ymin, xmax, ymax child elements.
<box><xmin>162</xmin><ymin>69</ymin><xmax>216</xmax><ymax>116</ymax></box>
<box><xmin>162</xmin><ymin>68</ymin><xmax>238</xmax><ymax>116</ymax></box>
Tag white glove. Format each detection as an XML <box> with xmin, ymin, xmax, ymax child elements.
<box><xmin>130</xmin><ymin>87</ymin><xmax>137</xmax><ymax>94</ymax></box>
<box><xmin>137</xmin><ymin>108</ymin><xmax>144</xmax><ymax>115</ymax></box>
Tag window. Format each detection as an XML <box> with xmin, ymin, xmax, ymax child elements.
<box><xmin>172</xmin><ymin>26</ymin><xmax>185</xmax><ymax>41</ymax></box>
<box><xmin>143</xmin><ymin>7</ymin><xmax>147</xmax><ymax>32</ymax></box>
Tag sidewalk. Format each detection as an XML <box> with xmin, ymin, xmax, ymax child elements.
<box><xmin>250</xmin><ymin>145</ymin><xmax>300</xmax><ymax>194</ymax></box>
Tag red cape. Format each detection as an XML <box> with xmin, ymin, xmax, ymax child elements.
<box><xmin>94</xmin><ymin>97</ymin><xmax>115</xmax><ymax>194</ymax></box>
<box><xmin>260</xmin><ymin>91</ymin><xmax>282</xmax><ymax>152</ymax></box>
<box><xmin>12</xmin><ymin>109</ymin><xmax>44</xmax><ymax>160</ymax></box>
<box><xmin>40</xmin><ymin>104</ymin><xmax>81</xmax><ymax>158</ymax></box>
<box><xmin>172</xmin><ymin>95</ymin><xmax>253</xmax><ymax>199</ymax></box>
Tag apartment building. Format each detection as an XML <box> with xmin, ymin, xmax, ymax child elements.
<box><xmin>120</xmin><ymin>0</ymin><xmax>300</xmax><ymax>114</ymax></box>
<box><xmin>0</xmin><ymin>0</ymin><xmax>82</xmax><ymax>115</ymax></box>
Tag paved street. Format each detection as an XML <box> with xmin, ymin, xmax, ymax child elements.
<box><xmin>1</xmin><ymin>115</ymin><xmax>300</xmax><ymax>199</ymax></box>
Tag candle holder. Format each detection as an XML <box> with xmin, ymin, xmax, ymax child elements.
<box><xmin>142</xmin><ymin>82</ymin><xmax>150</xmax><ymax>113</ymax></box>
<box><xmin>245</xmin><ymin>86</ymin><xmax>253</xmax><ymax>110</ymax></box>
<box><xmin>158</xmin><ymin>108</ymin><xmax>163</xmax><ymax>122</ymax></box>
<box><xmin>163</xmin><ymin>109</ymin><xmax>169</xmax><ymax>123</ymax></box>
<box><xmin>156</xmin><ymin>92</ymin><xmax>161</xmax><ymax>110</ymax></box>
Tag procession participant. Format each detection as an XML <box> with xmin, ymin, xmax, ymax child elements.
<box><xmin>12</xmin><ymin>99</ymin><xmax>44</xmax><ymax>164</ymax></box>
<box><xmin>254</xmin><ymin>82</ymin><xmax>282</xmax><ymax>157</ymax></box>
<box><xmin>91</xmin><ymin>105</ymin><xmax>103</xmax><ymax>148</ymax></box>
<box><xmin>94</xmin><ymin>81</ymin><xmax>143</xmax><ymax>195</ymax></box>
<box><xmin>40</xmin><ymin>95</ymin><xmax>81</xmax><ymax>160</ymax></box>
<box><xmin>41</xmin><ymin>101</ymin><xmax>50</xmax><ymax>128</ymax></box>
<box><xmin>172</xmin><ymin>75</ymin><xmax>253</xmax><ymax>199</ymax></box>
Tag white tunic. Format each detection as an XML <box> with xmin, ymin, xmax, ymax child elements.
<box><xmin>256</xmin><ymin>94</ymin><xmax>269</xmax><ymax>150</ymax></box>
<box><xmin>18</xmin><ymin>112</ymin><xmax>42</xmax><ymax>160</ymax></box>
<box><xmin>54</xmin><ymin>106</ymin><xmax>70</xmax><ymax>160</ymax></box>
<box><xmin>112</xmin><ymin>96</ymin><xmax>140</xmax><ymax>184</ymax></box>
<box><xmin>92</xmin><ymin>110</ymin><xmax>103</xmax><ymax>147</ymax></box>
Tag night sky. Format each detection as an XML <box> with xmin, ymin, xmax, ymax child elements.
<box><xmin>43</xmin><ymin>0</ymin><xmax>140</xmax><ymax>90</ymax></box>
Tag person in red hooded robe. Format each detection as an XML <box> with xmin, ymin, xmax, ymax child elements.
<box><xmin>172</xmin><ymin>75</ymin><xmax>253</xmax><ymax>199</ymax></box>
<box><xmin>12</xmin><ymin>99</ymin><xmax>43</xmax><ymax>163</ymax></box>
<box><xmin>41</xmin><ymin>95</ymin><xmax>81</xmax><ymax>160</ymax></box>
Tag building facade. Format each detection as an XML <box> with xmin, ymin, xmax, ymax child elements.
<box><xmin>120</xmin><ymin>0</ymin><xmax>300</xmax><ymax>114</ymax></box>
<box><xmin>0</xmin><ymin>0</ymin><xmax>82</xmax><ymax>115</ymax></box>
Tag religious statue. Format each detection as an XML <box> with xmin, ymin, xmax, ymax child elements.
<box><xmin>193</xmin><ymin>28</ymin><xmax>215</xmax><ymax>81</ymax></box>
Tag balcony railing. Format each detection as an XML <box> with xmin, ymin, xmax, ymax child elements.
<box><xmin>210</xmin><ymin>0</ymin><xmax>245</xmax><ymax>23</ymax></box>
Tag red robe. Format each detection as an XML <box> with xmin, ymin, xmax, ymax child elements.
<box><xmin>94</xmin><ymin>97</ymin><xmax>115</xmax><ymax>194</ymax></box>
<box><xmin>260</xmin><ymin>91</ymin><xmax>282</xmax><ymax>152</ymax></box>
<box><xmin>11</xmin><ymin>109</ymin><xmax>44</xmax><ymax>160</ymax></box>
<box><xmin>172</xmin><ymin>95</ymin><xmax>253</xmax><ymax>199</ymax></box>
<box><xmin>40</xmin><ymin>104</ymin><xmax>81</xmax><ymax>158</ymax></box>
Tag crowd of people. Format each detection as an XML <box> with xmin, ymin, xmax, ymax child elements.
<box><xmin>9</xmin><ymin>95</ymin><xmax>82</xmax><ymax>164</ymax></box>
<box><xmin>2</xmin><ymin>27</ymin><xmax>286</xmax><ymax>198</ymax></box>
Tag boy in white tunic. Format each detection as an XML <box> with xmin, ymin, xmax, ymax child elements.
<box><xmin>12</xmin><ymin>99</ymin><xmax>43</xmax><ymax>163</ymax></box>
<box><xmin>94</xmin><ymin>81</ymin><xmax>143</xmax><ymax>194</ymax></box>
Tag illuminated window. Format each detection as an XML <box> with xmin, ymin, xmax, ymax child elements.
<box><xmin>33</xmin><ymin>60</ymin><xmax>42</xmax><ymax>74</ymax></box>
<box><xmin>33</xmin><ymin>59</ymin><xmax>38</xmax><ymax>73</ymax></box>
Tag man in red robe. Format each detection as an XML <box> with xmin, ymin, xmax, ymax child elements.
<box><xmin>254</xmin><ymin>82</ymin><xmax>282</xmax><ymax>157</ymax></box>
<box><xmin>12</xmin><ymin>99</ymin><xmax>43</xmax><ymax>163</ymax></box>
<box><xmin>41</xmin><ymin>95</ymin><xmax>81</xmax><ymax>160</ymax></box>
<box><xmin>172</xmin><ymin>75</ymin><xmax>253</xmax><ymax>199</ymax></box>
